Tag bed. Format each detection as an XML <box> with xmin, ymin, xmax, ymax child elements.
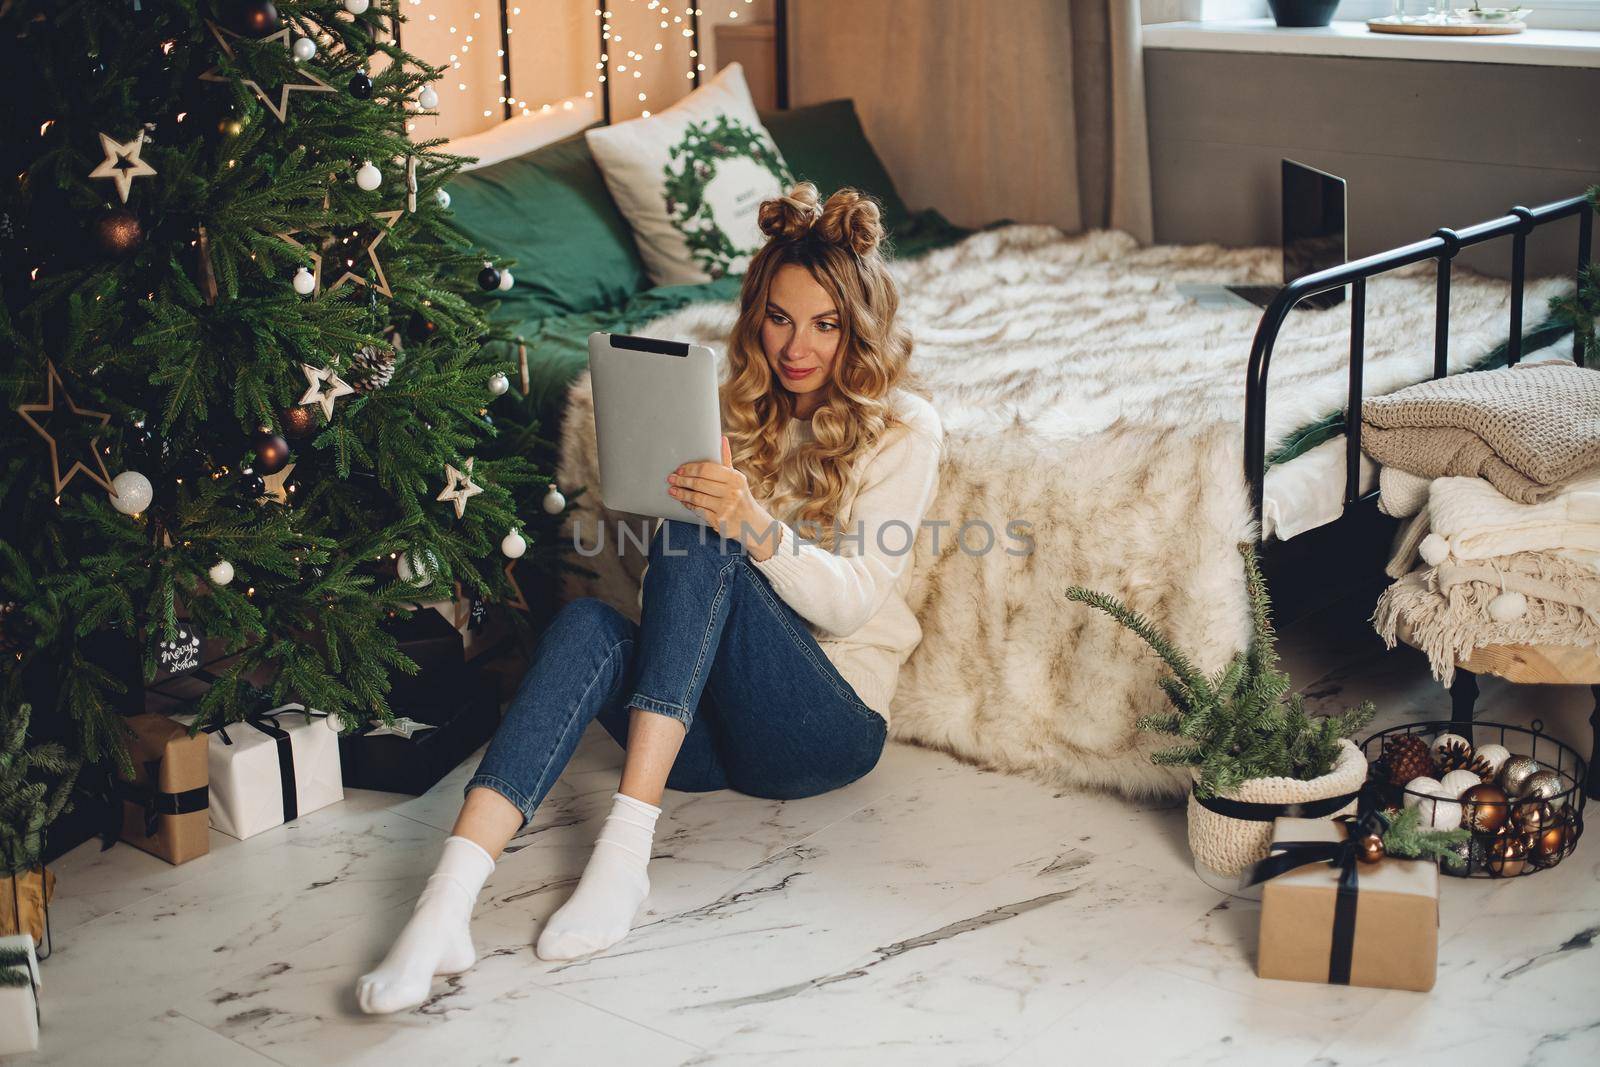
<box><xmin>446</xmin><ymin>100</ymin><xmax>1583</xmax><ymax>801</ymax></box>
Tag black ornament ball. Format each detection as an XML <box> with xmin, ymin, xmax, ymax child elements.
<box><xmin>252</xmin><ymin>428</ymin><xmax>291</xmax><ymax>474</ymax></box>
<box><xmin>477</xmin><ymin>265</ymin><xmax>502</xmax><ymax>290</ymax></box>
<box><xmin>240</xmin><ymin>472</ymin><xmax>266</xmax><ymax>499</ymax></box>
<box><xmin>349</xmin><ymin>72</ymin><xmax>373</xmax><ymax>99</ymax></box>
<box><xmin>237</xmin><ymin>0</ymin><xmax>280</xmax><ymax>35</ymax></box>
<box><xmin>408</xmin><ymin>313</ymin><xmax>438</xmax><ymax>342</ymax></box>
<box><xmin>95</xmin><ymin>208</ymin><xmax>144</xmax><ymax>257</ymax></box>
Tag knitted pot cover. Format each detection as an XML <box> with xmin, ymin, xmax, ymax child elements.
<box><xmin>1187</xmin><ymin>739</ymin><xmax>1368</xmax><ymax>877</ymax></box>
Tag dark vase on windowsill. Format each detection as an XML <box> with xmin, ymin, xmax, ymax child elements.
<box><xmin>1268</xmin><ymin>0</ymin><xmax>1342</xmax><ymax>26</ymax></box>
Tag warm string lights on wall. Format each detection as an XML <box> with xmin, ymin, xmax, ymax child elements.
<box><xmin>597</xmin><ymin>1</ymin><xmax>707</xmax><ymax>122</ymax></box>
<box><xmin>399</xmin><ymin>0</ymin><xmax>758</xmax><ymax>133</ymax></box>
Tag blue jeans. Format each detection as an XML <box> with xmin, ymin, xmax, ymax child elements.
<box><xmin>465</xmin><ymin>519</ymin><xmax>888</xmax><ymax>824</ymax></box>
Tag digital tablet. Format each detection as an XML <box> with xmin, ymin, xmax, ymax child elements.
<box><xmin>587</xmin><ymin>331</ymin><xmax>723</xmax><ymax>526</ymax></box>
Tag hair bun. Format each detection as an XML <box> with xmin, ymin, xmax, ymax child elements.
<box><xmin>757</xmin><ymin>183</ymin><xmax>884</xmax><ymax>256</ymax></box>
<box><xmin>816</xmin><ymin>188</ymin><xmax>883</xmax><ymax>256</ymax></box>
<box><xmin>758</xmin><ymin>181</ymin><xmax>823</xmax><ymax>241</ymax></box>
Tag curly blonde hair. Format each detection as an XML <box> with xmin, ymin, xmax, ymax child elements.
<box><xmin>722</xmin><ymin>182</ymin><xmax>924</xmax><ymax>550</ymax></box>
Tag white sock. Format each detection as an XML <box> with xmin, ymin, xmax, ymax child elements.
<box><xmin>356</xmin><ymin>835</ymin><xmax>495</xmax><ymax>1014</ymax></box>
<box><xmin>535</xmin><ymin>791</ymin><xmax>660</xmax><ymax>961</ymax></box>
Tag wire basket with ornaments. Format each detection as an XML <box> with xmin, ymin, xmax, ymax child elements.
<box><xmin>1363</xmin><ymin>721</ymin><xmax>1587</xmax><ymax>878</ymax></box>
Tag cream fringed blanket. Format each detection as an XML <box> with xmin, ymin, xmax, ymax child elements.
<box><xmin>557</xmin><ymin>225</ymin><xmax>1569</xmax><ymax>800</ymax></box>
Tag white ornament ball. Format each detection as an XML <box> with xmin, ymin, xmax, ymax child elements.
<box><xmin>1419</xmin><ymin>533</ymin><xmax>1450</xmax><ymax>566</ymax></box>
<box><xmin>109</xmin><ymin>470</ymin><xmax>153</xmax><ymax>515</ymax></box>
<box><xmin>292</xmin><ymin>36</ymin><xmax>317</xmax><ymax>62</ymax></box>
<box><xmin>418</xmin><ymin>84</ymin><xmax>439</xmax><ymax>109</ymax></box>
<box><xmin>396</xmin><ymin>550</ymin><xmax>434</xmax><ymax>584</ymax></box>
<box><xmin>1439</xmin><ymin>768</ymin><xmax>1484</xmax><ymax>798</ymax></box>
<box><xmin>1402</xmin><ymin>776</ymin><xmax>1443</xmax><ymax>807</ymax></box>
<box><xmin>542</xmin><ymin>483</ymin><xmax>566</xmax><ymax>515</ymax></box>
<box><xmin>488</xmin><ymin>372</ymin><xmax>510</xmax><ymax>396</ymax></box>
<box><xmin>497</xmin><ymin>269</ymin><xmax>514</xmax><ymax>291</ymax></box>
<box><xmin>1431</xmin><ymin>733</ymin><xmax>1472</xmax><ymax>763</ymax></box>
<box><xmin>1488</xmin><ymin>590</ymin><xmax>1528</xmax><ymax>622</ymax></box>
<box><xmin>344</xmin><ymin>0</ymin><xmax>370</xmax><ymax>14</ymax></box>
<box><xmin>209</xmin><ymin>560</ymin><xmax>235</xmax><ymax>587</ymax></box>
<box><xmin>435</xmin><ymin>188</ymin><xmax>451</xmax><ymax>210</ymax></box>
<box><xmin>293</xmin><ymin>266</ymin><xmax>316</xmax><ymax>295</ymax></box>
<box><xmin>356</xmin><ymin>161</ymin><xmax>382</xmax><ymax>191</ymax></box>
<box><xmin>501</xmin><ymin>529</ymin><xmax>527</xmax><ymax>559</ymax></box>
<box><xmin>1475</xmin><ymin>743</ymin><xmax>1513</xmax><ymax>778</ymax></box>
<box><xmin>1419</xmin><ymin>789</ymin><xmax>1464</xmax><ymax>832</ymax></box>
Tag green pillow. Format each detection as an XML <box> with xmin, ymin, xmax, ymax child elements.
<box><xmin>446</xmin><ymin>128</ymin><xmax>649</xmax><ymax>321</ymax></box>
<box><xmin>758</xmin><ymin>99</ymin><xmax>912</xmax><ymax>233</ymax></box>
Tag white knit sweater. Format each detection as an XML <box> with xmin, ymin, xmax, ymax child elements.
<box><xmin>637</xmin><ymin>388</ymin><xmax>944</xmax><ymax>724</ymax></box>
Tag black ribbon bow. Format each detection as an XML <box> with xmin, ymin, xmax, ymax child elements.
<box><xmin>204</xmin><ymin>707</ymin><xmax>328</xmax><ymax>825</ymax></box>
<box><xmin>1245</xmin><ymin>781</ymin><xmax>1390</xmax><ymax>986</ymax></box>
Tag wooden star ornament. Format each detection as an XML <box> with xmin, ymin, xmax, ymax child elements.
<box><xmin>199</xmin><ymin>21</ymin><xmax>335</xmax><ymax>123</ymax></box>
<box><xmin>325</xmin><ymin>210</ymin><xmax>403</xmax><ymax>297</ymax></box>
<box><xmin>299</xmin><ymin>363</ymin><xmax>355</xmax><ymax>420</ymax></box>
<box><xmin>437</xmin><ymin>458</ymin><xmax>483</xmax><ymax>519</ymax></box>
<box><xmin>88</xmin><ymin>131</ymin><xmax>157</xmax><ymax>204</ymax></box>
<box><xmin>259</xmin><ymin>462</ymin><xmax>296</xmax><ymax>505</ymax></box>
<box><xmin>16</xmin><ymin>360</ymin><xmax>115</xmax><ymax>495</ymax></box>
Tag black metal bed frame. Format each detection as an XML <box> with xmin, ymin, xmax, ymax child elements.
<box><xmin>1243</xmin><ymin>193</ymin><xmax>1598</xmax><ymax>797</ymax></box>
<box><xmin>1244</xmin><ymin>194</ymin><xmax>1593</xmax><ymax>525</ymax></box>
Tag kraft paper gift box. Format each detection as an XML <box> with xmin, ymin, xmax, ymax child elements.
<box><xmin>1256</xmin><ymin>816</ymin><xmax>1439</xmax><ymax>992</ymax></box>
<box><xmin>116</xmin><ymin>712</ymin><xmax>211</xmax><ymax>865</ymax></box>
<box><xmin>0</xmin><ymin>933</ymin><xmax>41</xmax><ymax>1056</ymax></box>
<box><xmin>177</xmin><ymin>705</ymin><xmax>344</xmax><ymax>840</ymax></box>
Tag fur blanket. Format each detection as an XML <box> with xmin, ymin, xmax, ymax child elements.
<box><xmin>556</xmin><ymin>225</ymin><xmax>1569</xmax><ymax>799</ymax></box>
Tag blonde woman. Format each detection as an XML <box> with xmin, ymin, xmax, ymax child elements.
<box><xmin>357</xmin><ymin>183</ymin><xmax>944</xmax><ymax>1013</ymax></box>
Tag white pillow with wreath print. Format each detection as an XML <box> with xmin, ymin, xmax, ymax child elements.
<box><xmin>585</xmin><ymin>62</ymin><xmax>795</xmax><ymax>287</ymax></box>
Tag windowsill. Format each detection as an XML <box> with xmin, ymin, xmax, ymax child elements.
<box><xmin>1142</xmin><ymin>18</ymin><xmax>1600</xmax><ymax>68</ymax></box>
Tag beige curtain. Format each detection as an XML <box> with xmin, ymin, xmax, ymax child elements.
<box><xmin>787</xmin><ymin>0</ymin><xmax>1153</xmax><ymax>242</ymax></box>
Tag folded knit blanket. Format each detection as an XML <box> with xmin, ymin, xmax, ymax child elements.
<box><xmin>1378</xmin><ymin>466</ymin><xmax>1431</xmax><ymax>518</ymax></box>
<box><xmin>1361</xmin><ymin>361</ymin><xmax>1600</xmax><ymax>503</ymax></box>
<box><xmin>1428</xmin><ymin>473</ymin><xmax>1600</xmax><ymax>560</ymax></box>
<box><xmin>1373</xmin><ymin>551</ymin><xmax>1600</xmax><ymax>685</ymax></box>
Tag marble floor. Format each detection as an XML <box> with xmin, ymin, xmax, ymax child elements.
<box><xmin>22</xmin><ymin>595</ymin><xmax>1600</xmax><ymax>1067</ymax></box>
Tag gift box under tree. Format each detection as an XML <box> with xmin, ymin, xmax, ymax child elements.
<box><xmin>0</xmin><ymin>933</ymin><xmax>42</xmax><ymax>1056</ymax></box>
<box><xmin>1253</xmin><ymin>814</ymin><xmax>1441</xmax><ymax>992</ymax></box>
<box><xmin>340</xmin><ymin>665</ymin><xmax>501</xmax><ymax>796</ymax></box>
<box><xmin>115</xmin><ymin>713</ymin><xmax>210</xmax><ymax>865</ymax></box>
<box><xmin>176</xmin><ymin>706</ymin><xmax>344</xmax><ymax>840</ymax></box>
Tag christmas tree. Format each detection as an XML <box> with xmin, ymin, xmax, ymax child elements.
<box><xmin>0</xmin><ymin>0</ymin><xmax>548</xmax><ymax>784</ymax></box>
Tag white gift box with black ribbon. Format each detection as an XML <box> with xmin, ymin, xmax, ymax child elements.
<box><xmin>0</xmin><ymin>933</ymin><xmax>41</xmax><ymax>1055</ymax></box>
<box><xmin>175</xmin><ymin>705</ymin><xmax>344</xmax><ymax>840</ymax></box>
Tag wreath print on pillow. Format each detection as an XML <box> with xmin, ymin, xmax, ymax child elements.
<box><xmin>662</xmin><ymin>113</ymin><xmax>795</xmax><ymax>280</ymax></box>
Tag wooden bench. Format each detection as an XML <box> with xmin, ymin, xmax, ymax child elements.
<box><xmin>1396</xmin><ymin>618</ymin><xmax>1600</xmax><ymax>798</ymax></box>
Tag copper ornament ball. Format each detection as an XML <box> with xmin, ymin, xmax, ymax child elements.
<box><xmin>96</xmin><ymin>208</ymin><xmax>145</xmax><ymax>257</ymax></box>
<box><xmin>1512</xmin><ymin>800</ymin><xmax>1552</xmax><ymax>834</ymax></box>
<box><xmin>1460</xmin><ymin>783</ymin><xmax>1510</xmax><ymax>833</ymax></box>
<box><xmin>1355</xmin><ymin>833</ymin><xmax>1385</xmax><ymax>864</ymax></box>
<box><xmin>280</xmin><ymin>405</ymin><xmax>316</xmax><ymax>439</ymax></box>
<box><xmin>1485</xmin><ymin>830</ymin><xmax>1527</xmax><ymax>878</ymax></box>
<box><xmin>1532</xmin><ymin>813</ymin><xmax>1572</xmax><ymax>868</ymax></box>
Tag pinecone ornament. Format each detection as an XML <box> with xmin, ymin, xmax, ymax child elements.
<box><xmin>1382</xmin><ymin>733</ymin><xmax>1434</xmax><ymax>786</ymax></box>
<box><xmin>348</xmin><ymin>343</ymin><xmax>396</xmax><ymax>393</ymax></box>
<box><xmin>1435</xmin><ymin>746</ymin><xmax>1493</xmax><ymax>781</ymax></box>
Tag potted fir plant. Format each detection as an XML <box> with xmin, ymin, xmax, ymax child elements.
<box><xmin>1066</xmin><ymin>543</ymin><xmax>1374</xmax><ymax>882</ymax></box>
<box><xmin>1</xmin><ymin>704</ymin><xmax>80</xmax><ymax>946</ymax></box>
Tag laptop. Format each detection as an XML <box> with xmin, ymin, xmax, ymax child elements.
<box><xmin>1179</xmin><ymin>159</ymin><xmax>1348</xmax><ymax>311</ymax></box>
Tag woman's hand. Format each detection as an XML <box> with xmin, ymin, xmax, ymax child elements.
<box><xmin>667</xmin><ymin>436</ymin><xmax>780</xmax><ymax>561</ymax></box>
